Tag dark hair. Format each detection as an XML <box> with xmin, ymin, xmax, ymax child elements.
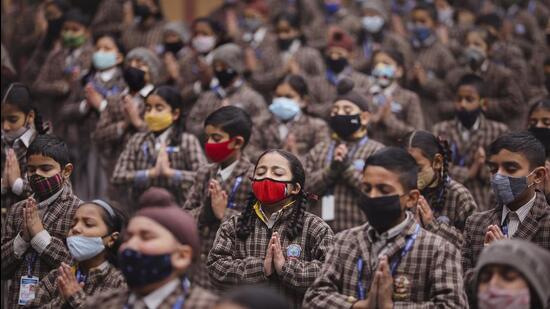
<box><xmin>273</xmin><ymin>11</ymin><xmax>301</xmax><ymax>30</ymax></box>
<box><xmin>363</xmin><ymin>147</ymin><xmax>418</xmax><ymax>191</ymax></box>
<box><xmin>412</xmin><ymin>3</ymin><xmax>438</xmax><ymax>23</ymax></box>
<box><xmin>373</xmin><ymin>48</ymin><xmax>405</xmax><ymax>68</ymax></box>
<box><xmin>527</xmin><ymin>99</ymin><xmax>550</xmax><ymax>119</ymax></box>
<box><xmin>488</xmin><ymin>132</ymin><xmax>546</xmax><ymax>169</ymax></box>
<box><xmin>236</xmin><ymin>150</ymin><xmax>307</xmax><ymax>241</ymax></box>
<box><xmin>403</xmin><ymin>131</ymin><xmax>450</xmax><ymax>210</ymax></box>
<box><xmin>146</xmin><ymin>85</ymin><xmax>184</xmax><ymax>147</ymax></box>
<box><xmin>87</xmin><ymin>200</ymin><xmax>128</xmax><ymax>267</ymax></box>
<box><xmin>27</xmin><ymin>134</ymin><xmax>71</xmax><ymax>167</ymax></box>
<box><xmin>466</xmin><ymin>27</ymin><xmax>497</xmax><ymax>49</ymax></box>
<box><xmin>2</xmin><ymin>83</ymin><xmax>47</xmax><ymax>135</ymax></box>
<box><xmin>476</xmin><ymin>13</ymin><xmax>502</xmax><ymax>30</ymax></box>
<box><xmin>204</xmin><ymin>106</ymin><xmax>253</xmax><ymax>146</ymax></box>
<box><xmin>218</xmin><ymin>285</ymin><xmax>291</xmax><ymax>309</ymax></box>
<box><xmin>192</xmin><ymin>17</ymin><xmax>232</xmax><ymax>47</ymax></box>
<box><xmin>63</xmin><ymin>8</ymin><xmax>91</xmax><ymax>27</ymax></box>
<box><xmin>276</xmin><ymin>74</ymin><xmax>309</xmax><ymax>98</ymax></box>
<box><xmin>92</xmin><ymin>32</ymin><xmax>126</xmax><ymax>55</ymax></box>
<box><xmin>456</xmin><ymin>73</ymin><xmax>486</xmax><ymax>97</ymax></box>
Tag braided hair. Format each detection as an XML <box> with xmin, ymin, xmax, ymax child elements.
<box><xmin>236</xmin><ymin>149</ymin><xmax>307</xmax><ymax>241</ymax></box>
<box><xmin>145</xmin><ymin>85</ymin><xmax>184</xmax><ymax>147</ymax></box>
<box><xmin>2</xmin><ymin>83</ymin><xmax>48</xmax><ymax>135</ymax></box>
<box><xmin>403</xmin><ymin>130</ymin><xmax>451</xmax><ymax>211</ymax></box>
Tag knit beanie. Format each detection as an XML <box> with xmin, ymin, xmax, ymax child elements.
<box><xmin>163</xmin><ymin>21</ymin><xmax>190</xmax><ymax>43</ymax></box>
<box><xmin>126</xmin><ymin>47</ymin><xmax>162</xmax><ymax>84</ymax></box>
<box><xmin>334</xmin><ymin>78</ymin><xmax>369</xmax><ymax>111</ymax></box>
<box><xmin>327</xmin><ymin>30</ymin><xmax>354</xmax><ymax>53</ymax></box>
<box><xmin>473</xmin><ymin>239</ymin><xmax>550</xmax><ymax>307</ymax></box>
<box><xmin>135</xmin><ymin>188</ymin><xmax>200</xmax><ymax>261</ymax></box>
<box><xmin>362</xmin><ymin>0</ymin><xmax>389</xmax><ymax>22</ymax></box>
<box><xmin>212</xmin><ymin>43</ymin><xmax>245</xmax><ymax>74</ymax></box>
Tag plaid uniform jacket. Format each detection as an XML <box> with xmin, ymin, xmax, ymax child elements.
<box><xmin>111</xmin><ymin>131</ymin><xmax>207</xmax><ymax>207</ymax></box>
<box><xmin>207</xmin><ymin>209</ymin><xmax>334</xmax><ymax>308</ymax></box>
<box><xmin>82</xmin><ymin>282</ymin><xmax>218</xmax><ymax>309</ymax></box>
<box><xmin>462</xmin><ymin>192</ymin><xmax>550</xmax><ymax>289</ymax></box>
<box><xmin>367</xmin><ymin>85</ymin><xmax>425</xmax><ymax>146</ymax></box>
<box><xmin>305</xmin><ymin>136</ymin><xmax>385</xmax><ymax>233</ymax></box>
<box><xmin>303</xmin><ymin>219</ymin><xmax>468</xmax><ymax>309</ymax></box>
<box><xmin>1</xmin><ymin>183</ymin><xmax>81</xmax><ymax>309</ymax></box>
<box><xmin>1</xmin><ymin>132</ymin><xmax>37</xmax><ymax>209</ymax></box>
<box><xmin>27</xmin><ymin>262</ymin><xmax>127</xmax><ymax>308</ymax></box>
<box><xmin>121</xmin><ymin>21</ymin><xmax>165</xmax><ymax>51</ymax></box>
<box><xmin>90</xmin><ymin>0</ymin><xmax>124</xmax><ymax>36</ymax></box>
<box><xmin>422</xmin><ymin>179</ymin><xmax>478</xmax><ymax>248</ymax></box>
<box><xmin>433</xmin><ymin>115</ymin><xmax>509</xmax><ymax>211</ymax></box>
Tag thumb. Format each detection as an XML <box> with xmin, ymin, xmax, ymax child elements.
<box><xmin>79</xmin><ymin>282</ymin><xmax>85</xmax><ymax>288</ymax></box>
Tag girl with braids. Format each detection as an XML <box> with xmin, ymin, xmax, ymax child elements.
<box><xmin>403</xmin><ymin>130</ymin><xmax>477</xmax><ymax>248</ymax></box>
<box><xmin>27</xmin><ymin>199</ymin><xmax>127</xmax><ymax>308</ymax></box>
<box><xmin>207</xmin><ymin>149</ymin><xmax>333</xmax><ymax>308</ymax></box>
<box><xmin>1</xmin><ymin>83</ymin><xmax>48</xmax><ymax>209</ymax></box>
<box><xmin>112</xmin><ymin>85</ymin><xmax>206</xmax><ymax>211</ymax></box>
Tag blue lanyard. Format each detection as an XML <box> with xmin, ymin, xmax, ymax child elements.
<box><xmin>227</xmin><ymin>176</ymin><xmax>243</xmax><ymax>209</ymax></box>
<box><xmin>124</xmin><ymin>278</ymin><xmax>189</xmax><ymax>309</ymax></box>
<box><xmin>76</xmin><ymin>268</ymin><xmax>87</xmax><ymax>284</ymax></box>
<box><xmin>325</xmin><ymin>136</ymin><xmax>369</xmax><ymax>166</ymax></box>
<box><xmin>356</xmin><ymin>224</ymin><xmax>420</xmax><ymax>300</ymax></box>
<box><xmin>26</xmin><ymin>253</ymin><xmax>36</xmax><ymax>277</ymax></box>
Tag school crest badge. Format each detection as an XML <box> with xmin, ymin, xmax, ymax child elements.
<box><xmin>286</xmin><ymin>244</ymin><xmax>302</xmax><ymax>259</ymax></box>
<box><xmin>393</xmin><ymin>275</ymin><xmax>411</xmax><ymax>301</ymax></box>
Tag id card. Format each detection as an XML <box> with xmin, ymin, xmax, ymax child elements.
<box><xmin>322</xmin><ymin>195</ymin><xmax>335</xmax><ymax>221</ymax></box>
<box><xmin>18</xmin><ymin>276</ymin><xmax>39</xmax><ymax>305</ymax></box>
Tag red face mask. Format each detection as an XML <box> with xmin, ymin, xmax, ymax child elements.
<box><xmin>205</xmin><ymin>138</ymin><xmax>235</xmax><ymax>163</ymax></box>
<box><xmin>252</xmin><ymin>178</ymin><xmax>290</xmax><ymax>204</ymax></box>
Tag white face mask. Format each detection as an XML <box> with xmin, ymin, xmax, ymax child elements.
<box><xmin>2</xmin><ymin>126</ymin><xmax>28</xmax><ymax>143</ymax></box>
<box><xmin>361</xmin><ymin>15</ymin><xmax>385</xmax><ymax>33</ymax></box>
<box><xmin>66</xmin><ymin>235</ymin><xmax>106</xmax><ymax>261</ymax></box>
<box><xmin>192</xmin><ymin>35</ymin><xmax>216</xmax><ymax>53</ymax></box>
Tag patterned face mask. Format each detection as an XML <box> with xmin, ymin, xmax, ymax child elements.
<box><xmin>118</xmin><ymin>248</ymin><xmax>173</xmax><ymax>288</ymax></box>
<box><xmin>29</xmin><ymin>173</ymin><xmax>64</xmax><ymax>200</ymax></box>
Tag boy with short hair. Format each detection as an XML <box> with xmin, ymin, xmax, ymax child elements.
<box><xmin>304</xmin><ymin>147</ymin><xmax>467</xmax><ymax>308</ymax></box>
<box><xmin>183</xmin><ymin>106</ymin><xmax>254</xmax><ymax>289</ymax></box>
<box><xmin>462</xmin><ymin>132</ymin><xmax>550</xmax><ymax>301</ymax></box>
<box><xmin>1</xmin><ymin>134</ymin><xmax>81</xmax><ymax>308</ymax></box>
<box><xmin>433</xmin><ymin>73</ymin><xmax>508</xmax><ymax>211</ymax></box>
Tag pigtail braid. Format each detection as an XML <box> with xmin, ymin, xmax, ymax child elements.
<box><xmin>33</xmin><ymin>112</ymin><xmax>48</xmax><ymax>135</ymax></box>
<box><xmin>436</xmin><ymin>137</ymin><xmax>451</xmax><ymax>210</ymax></box>
<box><xmin>236</xmin><ymin>192</ymin><xmax>258</xmax><ymax>240</ymax></box>
<box><xmin>285</xmin><ymin>191</ymin><xmax>307</xmax><ymax>241</ymax></box>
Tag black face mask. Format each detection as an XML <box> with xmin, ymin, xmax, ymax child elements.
<box><xmin>277</xmin><ymin>38</ymin><xmax>294</xmax><ymax>51</ymax></box>
<box><xmin>456</xmin><ymin>108</ymin><xmax>481</xmax><ymax>129</ymax></box>
<box><xmin>164</xmin><ymin>41</ymin><xmax>184</xmax><ymax>55</ymax></box>
<box><xmin>326</xmin><ymin>56</ymin><xmax>348</xmax><ymax>74</ymax></box>
<box><xmin>118</xmin><ymin>249</ymin><xmax>173</xmax><ymax>288</ymax></box>
<box><xmin>46</xmin><ymin>17</ymin><xmax>64</xmax><ymax>38</ymax></box>
<box><xmin>133</xmin><ymin>3</ymin><xmax>151</xmax><ymax>19</ymax></box>
<box><xmin>358</xmin><ymin>194</ymin><xmax>403</xmax><ymax>233</ymax></box>
<box><xmin>330</xmin><ymin>114</ymin><xmax>361</xmax><ymax>138</ymax></box>
<box><xmin>528</xmin><ymin>127</ymin><xmax>550</xmax><ymax>155</ymax></box>
<box><xmin>215</xmin><ymin>68</ymin><xmax>238</xmax><ymax>88</ymax></box>
<box><xmin>123</xmin><ymin>67</ymin><xmax>146</xmax><ymax>92</ymax></box>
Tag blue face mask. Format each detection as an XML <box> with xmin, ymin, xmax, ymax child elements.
<box><xmin>269</xmin><ymin>97</ymin><xmax>301</xmax><ymax>121</ymax></box>
<box><xmin>66</xmin><ymin>235</ymin><xmax>106</xmax><ymax>262</ymax></box>
<box><xmin>325</xmin><ymin>3</ymin><xmax>340</xmax><ymax>15</ymax></box>
<box><xmin>92</xmin><ymin>51</ymin><xmax>118</xmax><ymax>70</ymax></box>
<box><xmin>412</xmin><ymin>25</ymin><xmax>432</xmax><ymax>42</ymax></box>
<box><xmin>490</xmin><ymin>172</ymin><xmax>533</xmax><ymax>205</ymax></box>
<box><xmin>118</xmin><ymin>248</ymin><xmax>173</xmax><ymax>288</ymax></box>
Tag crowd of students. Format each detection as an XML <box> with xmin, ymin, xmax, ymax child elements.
<box><xmin>1</xmin><ymin>0</ymin><xmax>549</xmax><ymax>308</ymax></box>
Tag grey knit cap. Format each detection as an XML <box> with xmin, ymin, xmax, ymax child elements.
<box><xmin>362</xmin><ymin>0</ymin><xmax>389</xmax><ymax>22</ymax></box>
<box><xmin>163</xmin><ymin>21</ymin><xmax>190</xmax><ymax>43</ymax></box>
<box><xmin>473</xmin><ymin>239</ymin><xmax>550</xmax><ymax>307</ymax></box>
<box><xmin>212</xmin><ymin>43</ymin><xmax>244</xmax><ymax>74</ymax></box>
<box><xmin>126</xmin><ymin>47</ymin><xmax>162</xmax><ymax>84</ymax></box>
<box><xmin>334</xmin><ymin>78</ymin><xmax>369</xmax><ymax>112</ymax></box>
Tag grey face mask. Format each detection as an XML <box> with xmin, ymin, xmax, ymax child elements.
<box><xmin>490</xmin><ymin>172</ymin><xmax>533</xmax><ymax>205</ymax></box>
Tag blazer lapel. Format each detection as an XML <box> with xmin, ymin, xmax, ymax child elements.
<box><xmin>513</xmin><ymin>193</ymin><xmax>547</xmax><ymax>240</ymax></box>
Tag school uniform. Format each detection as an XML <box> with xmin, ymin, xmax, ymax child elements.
<box><xmin>207</xmin><ymin>205</ymin><xmax>334</xmax><ymax>309</ymax></box>
<box><xmin>444</xmin><ymin>61</ymin><xmax>526</xmax><ymax>130</ymax></box>
<box><xmin>83</xmin><ymin>278</ymin><xmax>218</xmax><ymax>309</ymax></box>
<box><xmin>0</xmin><ymin>182</ymin><xmax>81</xmax><ymax>308</ymax></box>
<box><xmin>172</xmin><ymin>49</ymin><xmax>212</xmax><ymax>118</ymax></box>
<box><xmin>462</xmin><ymin>192</ymin><xmax>550</xmax><ymax>295</ymax></box>
<box><xmin>422</xmin><ymin>179</ymin><xmax>478</xmax><ymax>248</ymax></box>
<box><xmin>90</xmin><ymin>0</ymin><xmax>124</xmax><ymax>36</ymax></box>
<box><xmin>366</xmin><ymin>83</ymin><xmax>425</xmax><ymax>146</ymax></box>
<box><xmin>27</xmin><ymin>261</ymin><xmax>126</xmax><ymax>308</ymax></box>
<box><xmin>306</xmin><ymin>69</ymin><xmax>371</xmax><ymax>120</ymax></box>
<box><xmin>112</xmin><ymin>128</ymin><xmax>206</xmax><ymax>207</ymax></box>
<box><xmin>303</xmin><ymin>212</ymin><xmax>468</xmax><ymax>308</ymax></box>
<box><xmin>352</xmin><ymin>31</ymin><xmax>413</xmax><ymax>74</ymax></box>
<box><xmin>121</xmin><ymin>20</ymin><xmax>165</xmax><ymax>51</ymax></box>
<box><xmin>304</xmin><ymin>134</ymin><xmax>384</xmax><ymax>233</ymax></box>
<box><xmin>433</xmin><ymin>114</ymin><xmax>509</xmax><ymax>211</ymax></box>
<box><xmin>306</xmin><ymin>7</ymin><xmax>361</xmax><ymax>49</ymax></box>
<box><xmin>1</xmin><ymin>129</ymin><xmax>37</xmax><ymax>209</ymax></box>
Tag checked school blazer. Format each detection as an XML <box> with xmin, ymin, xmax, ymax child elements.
<box><xmin>303</xmin><ymin>217</ymin><xmax>468</xmax><ymax>308</ymax></box>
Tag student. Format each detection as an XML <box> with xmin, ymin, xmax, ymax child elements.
<box><xmin>462</xmin><ymin>132</ymin><xmax>550</xmax><ymax>301</ymax></box>
<box><xmin>120</xmin><ymin>0</ymin><xmax>165</xmax><ymax>51</ymax></box>
<box><xmin>112</xmin><ymin>85</ymin><xmax>206</xmax><ymax>209</ymax></box>
<box><xmin>213</xmin><ymin>286</ymin><xmax>291</xmax><ymax>309</ymax></box>
<box><xmin>403</xmin><ymin>130</ymin><xmax>477</xmax><ymax>248</ymax></box>
<box><xmin>433</xmin><ymin>73</ymin><xmax>508</xmax><ymax>211</ymax></box>
<box><xmin>527</xmin><ymin>99</ymin><xmax>550</xmax><ymax>202</ymax></box>
<box><xmin>1</xmin><ymin>134</ymin><xmax>82</xmax><ymax>308</ymax></box>
<box><xmin>85</xmin><ymin>187</ymin><xmax>218</xmax><ymax>308</ymax></box>
<box><xmin>258</xmin><ymin>74</ymin><xmax>330</xmax><ymax>160</ymax></box>
<box><xmin>1</xmin><ymin>83</ymin><xmax>48</xmax><ymax>209</ymax></box>
<box><xmin>183</xmin><ymin>106</ymin><xmax>254</xmax><ymax>289</ymax></box>
<box><xmin>27</xmin><ymin>200</ymin><xmax>127</xmax><ymax>308</ymax></box>
<box><xmin>304</xmin><ymin>147</ymin><xmax>467</xmax><ymax>308</ymax></box>
<box><xmin>473</xmin><ymin>240</ymin><xmax>550</xmax><ymax>309</ymax></box>
<box><xmin>207</xmin><ymin>149</ymin><xmax>334</xmax><ymax>308</ymax></box>
<box><xmin>305</xmin><ymin>79</ymin><xmax>384</xmax><ymax>233</ymax></box>
<box><xmin>367</xmin><ymin>49</ymin><xmax>424</xmax><ymax>146</ymax></box>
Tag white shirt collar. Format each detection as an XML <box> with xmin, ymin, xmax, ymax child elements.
<box><xmin>501</xmin><ymin>193</ymin><xmax>537</xmax><ymax>225</ymax></box>
<box><xmin>217</xmin><ymin>159</ymin><xmax>239</xmax><ymax>182</ymax></box>
<box><xmin>139</xmin><ymin>84</ymin><xmax>155</xmax><ymax>97</ymax></box>
<box><xmin>98</xmin><ymin>67</ymin><xmax>118</xmax><ymax>82</ymax></box>
<box><xmin>368</xmin><ymin>211</ymin><xmax>413</xmax><ymax>243</ymax></box>
<box><xmin>16</xmin><ymin>128</ymin><xmax>36</xmax><ymax>148</ymax></box>
<box><xmin>128</xmin><ymin>278</ymin><xmax>179</xmax><ymax>309</ymax></box>
<box><xmin>154</xmin><ymin>127</ymin><xmax>172</xmax><ymax>148</ymax></box>
<box><xmin>245</xmin><ymin>27</ymin><xmax>267</xmax><ymax>49</ymax></box>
